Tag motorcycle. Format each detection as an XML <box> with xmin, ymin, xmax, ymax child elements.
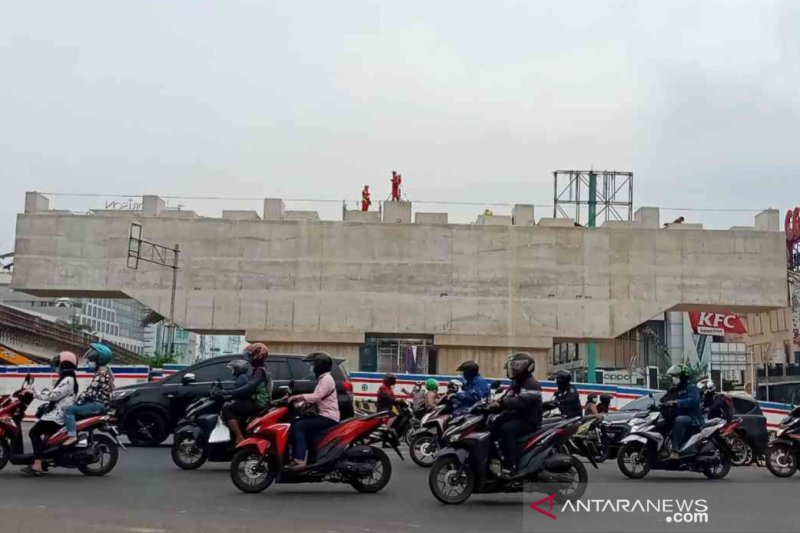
<box><xmin>365</xmin><ymin>399</ymin><xmax>412</xmax><ymax>459</ymax></box>
<box><xmin>428</xmin><ymin>397</ymin><xmax>596</xmax><ymax>505</ymax></box>
<box><xmin>566</xmin><ymin>414</ymin><xmax>612</xmax><ymax>463</ymax></box>
<box><xmin>229</xmin><ymin>394</ymin><xmax>401</xmax><ymax>494</ymax></box>
<box><xmin>171</xmin><ymin>381</ymin><xmax>248</xmax><ymax>470</ymax></box>
<box><xmin>408</xmin><ymin>400</ymin><xmax>457</xmax><ymax>467</ymax></box>
<box><xmin>0</xmin><ymin>374</ymin><xmax>125</xmax><ymax>476</ymax></box>
<box><xmin>616</xmin><ymin>403</ymin><xmax>738</xmax><ymax>480</ymax></box>
<box><xmin>766</xmin><ymin>405</ymin><xmax>800</xmax><ymax>477</ymax></box>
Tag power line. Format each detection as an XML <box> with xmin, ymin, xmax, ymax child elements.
<box><xmin>37</xmin><ymin>192</ymin><xmax>770</xmax><ymax>213</ymax></box>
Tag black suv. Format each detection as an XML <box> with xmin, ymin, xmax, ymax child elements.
<box><xmin>112</xmin><ymin>354</ymin><xmax>354</xmax><ymax>446</ymax></box>
<box><xmin>603</xmin><ymin>391</ymin><xmax>769</xmax><ymax>463</ymax></box>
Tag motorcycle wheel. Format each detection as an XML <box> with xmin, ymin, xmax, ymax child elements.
<box><xmin>406</xmin><ymin>421</ymin><xmax>421</xmax><ymax>446</ymax></box>
<box><xmin>766</xmin><ymin>443</ymin><xmax>798</xmax><ymax>478</ymax></box>
<box><xmin>726</xmin><ymin>434</ymin><xmax>753</xmax><ymax>467</ymax></box>
<box><xmin>410</xmin><ymin>434</ymin><xmax>438</xmax><ymax>468</ymax></box>
<box><xmin>617</xmin><ymin>442</ymin><xmax>651</xmax><ymax>479</ymax></box>
<box><xmin>429</xmin><ymin>455</ymin><xmax>475</xmax><ymax>505</ymax></box>
<box><xmin>78</xmin><ymin>434</ymin><xmax>119</xmax><ymax>477</ymax></box>
<box><xmin>0</xmin><ymin>437</ymin><xmax>9</xmax><ymax>471</ymax></box>
<box><xmin>552</xmin><ymin>456</ymin><xmax>589</xmax><ymax>503</ymax></box>
<box><xmin>702</xmin><ymin>440</ymin><xmax>731</xmax><ymax>480</ymax></box>
<box><xmin>171</xmin><ymin>433</ymin><xmax>209</xmax><ymax>470</ymax></box>
<box><xmin>350</xmin><ymin>447</ymin><xmax>392</xmax><ymax>493</ymax></box>
<box><xmin>230</xmin><ymin>447</ymin><xmax>275</xmax><ymax>494</ymax></box>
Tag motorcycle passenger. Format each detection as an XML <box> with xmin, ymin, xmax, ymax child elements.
<box><xmin>219</xmin><ymin>344</ymin><xmax>271</xmax><ymax>445</ymax></box>
<box><xmin>423</xmin><ymin>378</ymin><xmax>441</xmax><ymax>409</ymax></box>
<box><xmin>698</xmin><ymin>378</ymin><xmax>732</xmax><ymax>422</ymax></box>
<box><xmin>664</xmin><ymin>364</ymin><xmax>703</xmax><ymax>459</ymax></box>
<box><xmin>488</xmin><ymin>352</ymin><xmax>543</xmax><ymax>476</ymax></box>
<box><xmin>23</xmin><ymin>351</ymin><xmax>79</xmax><ymax>475</ymax></box>
<box><xmin>597</xmin><ymin>393</ymin><xmax>613</xmax><ymax>414</ymax></box>
<box><xmin>452</xmin><ymin>361</ymin><xmax>491</xmax><ymax>416</ymax></box>
<box><xmin>550</xmin><ymin>370</ymin><xmax>582</xmax><ymax>419</ymax></box>
<box><xmin>401</xmin><ymin>381</ymin><xmax>425</xmax><ymax>412</ymax></box>
<box><xmin>584</xmin><ymin>394</ymin><xmax>599</xmax><ymax>416</ymax></box>
<box><xmin>376</xmin><ymin>373</ymin><xmax>398</xmax><ymax>413</ymax></box>
<box><xmin>287</xmin><ymin>352</ymin><xmax>340</xmax><ymax>469</ymax></box>
<box><xmin>63</xmin><ymin>344</ymin><xmax>115</xmax><ymax>447</ymax></box>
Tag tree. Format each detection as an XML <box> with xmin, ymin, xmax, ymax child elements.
<box><xmin>149</xmin><ymin>352</ymin><xmax>177</xmax><ymax>368</ymax></box>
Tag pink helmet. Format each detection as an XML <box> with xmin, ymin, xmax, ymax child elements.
<box><xmin>58</xmin><ymin>351</ymin><xmax>78</xmax><ymax>367</ymax></box>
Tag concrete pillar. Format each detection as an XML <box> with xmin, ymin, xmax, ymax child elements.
<box><xmin>24</xmin><ymin>192</ymin><xmax>49</xmax><ymax>214</ymax></box>
<box><xmin>755</xmin><ymin>209</ymin><xmax>780</xmax><ymax>232</ymax></box>
<box><xmin>142</xmin><ymin>195</ymin><xmax>165</xmax><ymax>216</ymax></box>
<box><xmin>634</xmin><ymin>207</ymin><xmax>660</xmax><ymax>229</ymax></box>
<box><xmin>512</xmin><ymin>204</ymin><xmax>535</xmax><ymax>226</ymax></box>
<box><xmin>382</xmin><ymin>201</ymin><xmax>412</xmax><ymax>223</ymax></box>
<box><xmin>263</xmin><ymin>198</ymin><xmax>285</xmax><ymax>221</ymax></box>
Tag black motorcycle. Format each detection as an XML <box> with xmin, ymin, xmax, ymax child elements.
<box><xmin>428</xmin><ymin>398</ymin><xmax>596</xmax><ymax>505</ymax></box>
<box><xmin>766</xmin><ymin>405</ymin><xmax>800</xmax><ymax>477</ymax></box>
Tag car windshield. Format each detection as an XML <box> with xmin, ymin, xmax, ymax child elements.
<box><xmin>620</xmin><ymin>393</ymin><xmax>664</xmax><ymax>412</ymax></box>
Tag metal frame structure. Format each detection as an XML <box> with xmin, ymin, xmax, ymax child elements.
<box><xmin>553</xmin><ymin>170</ymin><xmax>633</xmax><ymax>225</ymax></box>
<box><xmin>127</xmin><ymin>223</ymin><xmax>180</xmax><ymax>356</ymax></box>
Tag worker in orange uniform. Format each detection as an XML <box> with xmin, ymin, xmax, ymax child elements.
<box><xmin>361</xmin><ymin>185</ymin><xmax>372</xmax><ymax>211</ymax></box>
<box><xmin>390</xmin><ymin>171</ymin><xmax>402</xmax><ymax>201</ymax></box>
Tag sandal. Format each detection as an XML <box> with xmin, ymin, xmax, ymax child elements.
<box><xmin>21</xmin><ymin>466</ymin><xmax>43</xmax><ymax>477</ymax></box>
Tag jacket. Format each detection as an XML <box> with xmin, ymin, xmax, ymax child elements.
<box><xmin>77</xmin><ymin>366</ymin><xmax>115</xmax><ymax>408</ymax></box>
<box><xmin>35</xmin><ymin>376</ymin><xmax>76</xmax><ymax>425</ymax></box>
<box><xmin>299</xmin><ymin>372</ymin><xmax>340</xmax><ymax>422</ymax></box>
<box><xmin>705</xmin><ymin>393</ymin><xmax>733</xmax><ymax>421</ymax></box>
<box><xmin>453</xmin><ymin>375</ymin><xmax>491</xmax><ymax>416</ymax></box>
<box><xmin>671</xmin><ymin>383</ymin><xmax>704</xmax><ymax>426</ymax></box>
<box><xmin>376</xmin><ymin>384</ymin><xmax>396</xmax><ymax>413</ymax></box>
<box><xmin>228</xmin><ymin>367</ymin><xmax>271</xmax><ymax>408</ymax></box>
<box><xmin>500</xmin><ymin>376</ymin><xmax>543</xmax><ymax>426</ymax></box>
<box><xmin>553</xmin><ymin>385</ymin><xmax>582</xmax><ymax>418</ymax></box>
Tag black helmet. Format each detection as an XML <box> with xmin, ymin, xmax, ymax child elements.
<box><xmin>227</xmin><ymin>359</ymin><xmax>250</xmax><ymax>378</ymax></box>
<box><xmin>553</xmin><ymin>369</ymin><xmax>572</xmax><ymax>388</ymax></box>
<box><xmin>586</xmin><ymin>394</ymin><xmax>597</xmax><ymax>403</ymax></box>
<box><xmin>456</xmin><ymin>360</ymin><xmax>479</xmax><ymax>381</ymax></box>
<box><xmin>504</xmin><ymin>352</ymin><xmax>536</xmax><ymax>380</ymax></box>
<box><xmin>599</xmin><ymin>393</ymin><xmax>613</xmax><ymax>404</ymax></box>
<box><xmin>303</xmin><ymin>351</ymin><xmax>333</xmax><ymax>378</ymax></box>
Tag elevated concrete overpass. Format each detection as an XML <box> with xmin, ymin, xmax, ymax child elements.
<box><xmin>11</xmin><ymin>193</ymin><xmax>789</xmax><ymax>377</ymax></box>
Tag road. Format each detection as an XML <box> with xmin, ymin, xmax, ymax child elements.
<box><xmin>0</xmin><ymin>443</ymin><xmax>796</xmax><ymax>533</ymax></box>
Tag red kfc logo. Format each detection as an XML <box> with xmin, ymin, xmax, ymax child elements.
<box><xmin>689</xmin><ymin>312</ymin><xmax>747</xmax><ymax>336</ymax></box>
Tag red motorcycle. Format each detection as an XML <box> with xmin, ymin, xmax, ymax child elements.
<box><xmin>229</xmin><ymin>396</ymin><xmax>398</xmax><ymax>494</ymax></box>
<box><xmin>0</xmin><ymin>374</ymin><xmax>124</xmax><ymax>476</ymax></box>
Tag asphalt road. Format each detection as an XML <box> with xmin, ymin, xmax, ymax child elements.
<box><xmin>0</xmin><ymin>443</ymin><xmax>797</xmax><ymax>533</ymax></box>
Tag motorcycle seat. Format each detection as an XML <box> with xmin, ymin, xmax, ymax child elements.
<box><xmin>703</xmin><ymin>418</ymin><xmax>721</xmax><ymax>428</ymax></box>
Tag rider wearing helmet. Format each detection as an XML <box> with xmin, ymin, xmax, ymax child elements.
<box><xmin>227</xmin><ymin>359</ymin><xmax>251</xmax><ymax>387</ymax></box>
<box><xmin>376</xmin><ymin>373</ymin><xmax>398</xmax><ymax>413</ymax></box>
<box><xmin>664</xmin><ymin>363</ymin><xmax>703</xmax><ymax>459</ymax></box>
<box><xmin>24</xmin><ymin>351</ymin><xmax>79</xmax><ymax>475</ymax></box>
<box><xmin>63</xmin><ymin>344</ymin><xmax>115</xmax><ymax>447</ymax></box>
<box><xmin>550</xmin><ymin>369</ymin><xmax>582</xmax><ymax>418</ymax></box>
<box><xmin>423</xmin><ymin>378</ymin><xmax>440</xmax><ymax>409</ymax></box>
<box><xmin>287</xmin><ymin>352</ymin><xmax>341</xmax><ymax>469</ymax></box>
<box><xmin>489</xmin><ymin>352</ymin><xmax>543</xmax><ymax>475</ymax></box>
<box><xmin>697</xmin><ymin>378</ymin><xmax>732</xmax><ymax>421</ymax></box>
<box><xmin>452</xmin><ymin>361</ymin><xmax>491</xmax><ymax>416</ymax></box>
<box><xmin>219</xmin><ymin>343</ymin><xmax>271</xmax><ymax>445</ymax></box>
<box><xmin>584</xmin><ymin>393</ymin><xmax>599</xmax><ymax>416</ymax></box>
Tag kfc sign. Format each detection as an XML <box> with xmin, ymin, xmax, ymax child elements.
<box><xmin>689</xmin><ymin>312</ymin><xmax>747</xmax><ymax>337</ymax></box>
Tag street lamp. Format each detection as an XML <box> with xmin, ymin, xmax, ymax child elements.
<box><xmin>127</xmin><ymin>222</ymin><xmax>180</xmax><ymax>357</ymax></box>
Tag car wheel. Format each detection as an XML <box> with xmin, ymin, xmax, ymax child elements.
<box><xmin>125</xmin><ymin>409</ymin><xmax>168</xmax><ymax>446</ymax></box>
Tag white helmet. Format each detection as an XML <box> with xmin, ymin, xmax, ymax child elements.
<box><xmin>697</xmin><ymin>378</ymin><xmax>716</xmax><ymax>395</ymax></box>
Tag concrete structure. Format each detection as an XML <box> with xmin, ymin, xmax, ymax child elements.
<box><xmin>415</xmin><ymin>213</ymin><xmax>448</xmax><ymax>225</ymax></box>
<box><xmin>383</xmin><ymin>201</ymin><xmax>412</xmax><ymax>224</ymax></box>
<box><xmin>512</xmin><ymin>204</ymin><xmax>535</xmax><ymax>226</ymax></box>
<box><xmin>11</xmin><ymin>194</ymin><xmax>789</xmax><ymax>378</ymax></box>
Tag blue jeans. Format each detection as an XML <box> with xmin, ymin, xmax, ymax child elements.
<box><xmin>671</xmin><ymin>415</ymin><xmax>697</xmax><ymax>451</ymax></box>
<box><xmin>291</xmin><ymin>415</ymin><xmax>337</xmax><ymax>461</ymax></box>
<box><xmin>64</xmin><ymin>402</ymin><xmax>105</xmax><ymax>437</ymax></box>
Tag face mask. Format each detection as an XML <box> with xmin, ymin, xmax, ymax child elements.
<box><xmin>672</xmin><ymin>376</ymin><xmax>681</xmax><ymax>385</ymax></box>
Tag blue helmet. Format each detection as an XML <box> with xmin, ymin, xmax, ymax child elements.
<box><xmin>85</xmin><ymin>343</ymin><xmax>113</xmax><ymax>367</ymax></box>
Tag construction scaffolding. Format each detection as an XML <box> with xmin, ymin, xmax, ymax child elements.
<box><xmin>553</xmin><ymin>170</ymin><xmax>634</xmax><ymax>225</ymax></box>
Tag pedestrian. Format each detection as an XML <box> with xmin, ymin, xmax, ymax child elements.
<box><xmin>391</xmin><ymin>171</ymin><xmax>402</xmax><ymax>201</ymax></box>
<box><xmin>361</xmin><ymin>185</ymin><xmax>371</xmax><ymax>211</ymax></box>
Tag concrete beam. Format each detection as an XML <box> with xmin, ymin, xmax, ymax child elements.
<box><xmin>222</xmin><ymin>210</ymin><xmax>261</xmax><ymax>221</ymax></box>
<box><xmin>512</xmin><ymin>205</ymin><xmax>535</xmax><ymax>226</ymax></box>
<box><xmin>284</xmin><ymin>211</ymin><xmax>320</xmax><ymax>221</ymax></box>
<box><xmin>475</xmin><ymin>215</ymin><xmax>512</xmax><ymax>226</ymax></box>
<box><xmin>382</xmin><ymin>201</ymin><xmax>412</xmax><ymax>223</ymax></box>
<box><xmin>755</xmin><ymin>209</ymin><xmax>780</xmax><ymax>231</ymax></box>
<box><xmin>142</xmin><ymin>195</ymin><xmax>165</xmax><ymax>216</ymax></box>
<box><xmin>24</xmin><ymin>192</ymin><xmax>49</xmax><ymax>214</ymax></box>
<box><xmin>415</xmin><ymin>212</ymin><xmax>448</xmax><ymax>224</ymax></box>
<box><xmin>634</xmin><ymin>207</ymin><xmax>660</xmax><ymax>229</ymax></box>
<box><xmin>263</xmin><ymin>198</ymin><xmax>285</xmax><ymax>221</ymax></box>
<box><xmin>344</xmin><ymin>210</ymin><xmax>380</xmax><ymax>223</ymax></box>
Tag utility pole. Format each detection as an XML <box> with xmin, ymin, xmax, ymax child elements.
<box><xmin>586</xmin><ymin>171</ymin><xmax>597</xmax><ymax>383</ymax></box>
<box><xmin>127</xmin><ymin>223</ymin><xmax>181</xmax><ymax>357</ymax></box>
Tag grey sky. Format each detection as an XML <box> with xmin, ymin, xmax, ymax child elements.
<box><xmin>2</xmin><ymin>0</ymin><xmax>799</xmax><ymax>250</ymax></box>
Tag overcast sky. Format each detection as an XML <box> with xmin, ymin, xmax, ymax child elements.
<box><xmin>2</xmin><ymin>0</ymin><xmax>799</xmax><ymax>251</ymax></box>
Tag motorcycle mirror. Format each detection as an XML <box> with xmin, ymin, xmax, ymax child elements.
<box><xmin>23</xmin><ymin>373</ymin><xmax>33</xmax><ymax>385</ymax></box>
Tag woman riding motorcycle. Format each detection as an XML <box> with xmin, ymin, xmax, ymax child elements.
<box><xmin>218</xmin><ymin>343</ymin><xmax>270</xmax><ymax>445</ymax></box>
<box><xmin>63</xmin><ymin>343</ymin><xmax>115</xmax><ymax>447</ymax></box>
<box><xmin>287</xmin><ymin>352</ymin><xmax>341</xmax><ymax>469</ymax></box>
<box><xmin>23</xmin><ymin>351</ymin><xmax>79</xmax><ymax>475</ymax></box>
<box><xmin>423</xmin><ymin>378</ymin><xmax>440</xmax><ymax>409</ymax></box>
<box><xmin>584</xmin><ymin>394</ymin><xmax>599</xmax><ymax>416</ymax></box>
<box><xmin>488</xmin><ymin>352</ymin><xmax>543</xmax><ymax>476</ymax></box>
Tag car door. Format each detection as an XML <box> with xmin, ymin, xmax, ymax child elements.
<box><xmin>266</xmin><ymin>358</ymin><xmax>293</xmax><ymax>398</ymax></box>
<box><xmin>162</xmin><ymin>360</ymin><xmax>235</xmax><ymax>420</ymax></box>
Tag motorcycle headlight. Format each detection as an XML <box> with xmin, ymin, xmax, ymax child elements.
<box><xmin>112</xmin><ymin>390</ymin><xmax>135</xmax><ymax>401</ymax></box>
